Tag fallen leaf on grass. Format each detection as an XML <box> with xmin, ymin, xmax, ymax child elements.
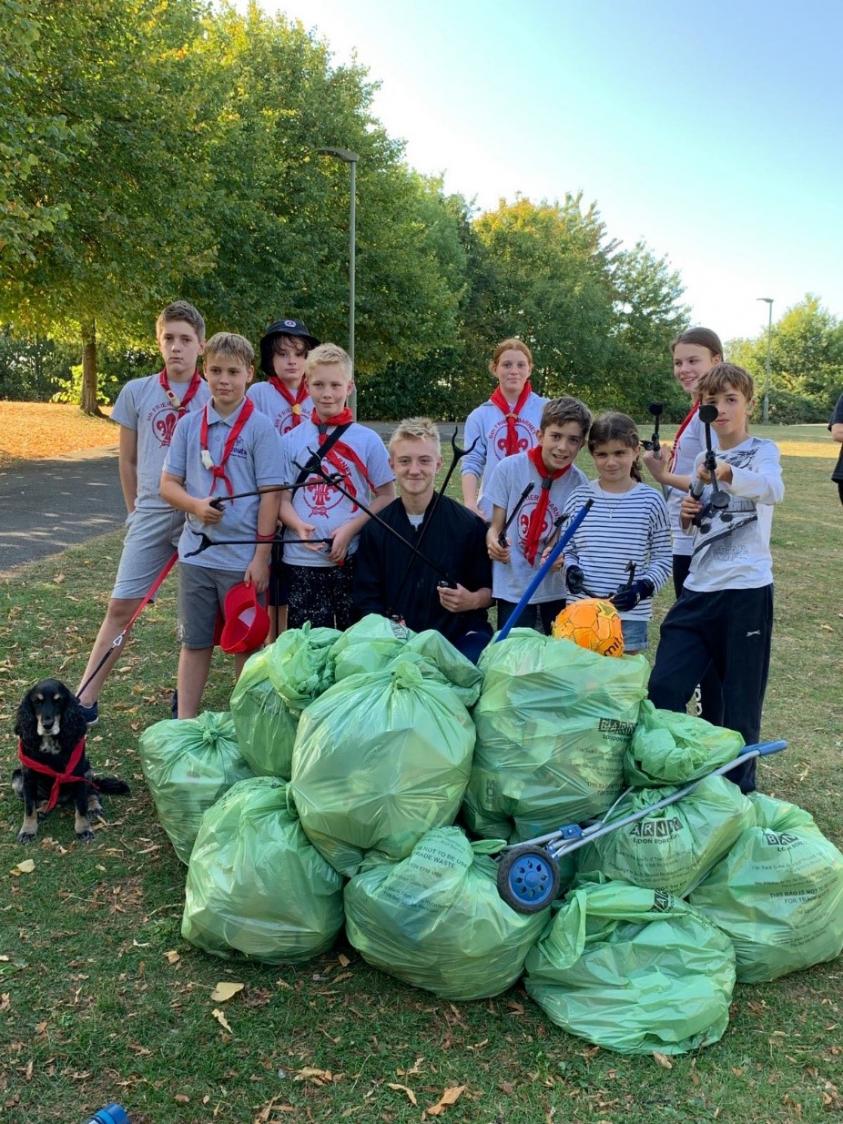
<box><xmin>426</xmin><ymin>1085</ymin><xmax>465</xmax><ymax>1116</ymax></box>
<box><xmin>163</xmin><ymin>950</ymin><xmax>180</xmax><ymax>965</ymax></box>
<box><xmin>652</xmin><ymin>1052</ymin><xmax>673</xmax><ymax>1070</ymax></box>
<box><xmin>337</xmin><ymin>952</ymin><xmax>350</xmax><ymax>968</ymax></box>
<box><xmin>174</xmin><ymin>1093</ymin><xmax>190</xmax><ymax>1104</ymax></box>
<box><xmin>10</xmin><ymin>859</ymin><xmax>35</xmax><ymax>876</ymax></box>
<box><xmin>0</xmin><ymin>994</ymin><xmax>10</xmax><ymax>1012</ymax></box>
<box><xmin>211</xmin><ymin>1008</ymin><xmax>232</xmax><ymax>1034</ymax></box>
<box><xmin>210</xmin><ymin>980</ymin><xmax>244</xmax><ymax>1002</ymax></box>
<box><xmin>397</xmin><ymin>1056</ymin><xmax>424</xmax><ymax>1077</ymax></box>
<box><xmin>294</xmin><ymin>1067</ymin><xmax>342</xmax><ymax>1086</ymax></box>
<box><xmin>507</xmin><ymin>999</ymin><xmax>525</xmax><ymax>1015</ymax></box>
<box><xmin>387</xmin><ymin>1082</ymin><xmax>417</xmax><ymax>1106</ymax></box>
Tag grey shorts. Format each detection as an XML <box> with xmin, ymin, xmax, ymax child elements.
<box><xmin>621</xmin><ymin>618</ymin><xmax>649</xmax><ymax>653</ymax></box>
<box><xmin>178</xmin><ymin>562</ymin><xmax>247</xmax><ymax>649</ymax></box>
<box><xmin>112</xmin><ymin>507</ymin><xmax>184</xmax><ymax>599</ymax></box>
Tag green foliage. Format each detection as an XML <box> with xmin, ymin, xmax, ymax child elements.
<box><xmin>728</xmin><ymin>295</ymin><xmax>843</xmax><ymax>421</ymax></box>
<box><xmin>50</xmin><ymin>361</ymin><xmax>122</xmax><ymax>406</ymax></box>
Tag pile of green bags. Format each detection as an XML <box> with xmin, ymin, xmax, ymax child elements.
<box><xmin>289</xmin><ymin>660</ymin><xmax>476</xmax><ymax>877</ymax></box>
<box><xmin>344</xmin><ymin>827</ymin><xmax>548</xmax><ymax>1000</ymax></box>
<box><xmin>464</xmin><ymin>630</ymin><xmax>649</xmax><ymax>841</ymax></box>
<box><xmin>138</xmin><ymin>712</ymin><xmax>252</xmax><ymax>864</ymax></box>
<box><xmin>625</xmin><ymin>700</ymin><xmax>744</xmax><ymax>786</ymax></box>
<box><xmin>230</xmin><ymin>623</ymin><xmax>339</xmax><ymax>778</ymax></box>
<box><xmin>575</xmin><ymin>776</ymin><xmax>754</xmax><ymax>895</ymax></box>
<box><xmin>331</xmin><ymin>614</ymin><xmax>483</xmax><ymax>706</ymax></box>
<box><xmin>182</xmin><ymin>777</ymin><xmax>344</xmax><ymax>964</ymax></box>
<box><xmin>690</xmin><ymin>794</ymin><xmax>843</xmax><ymax>981</ymax></box>
<box><xmin>524</xmin><ymin>879</ymin><xmax>736</xmax><ymax>1054</ymax></box>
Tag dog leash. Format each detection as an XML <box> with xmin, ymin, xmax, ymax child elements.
<box><xmin>77</xmin><ymin>551</ymin><xmax>179</xmax><ymax>702</ymax></box>
<box><xmin>18</xmin><ymin>737</ymin><xmax>90</xmax><ymax>812</ymax></box>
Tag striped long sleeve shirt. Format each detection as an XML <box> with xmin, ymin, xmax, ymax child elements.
<box><xmin>563</xmin><ymin>480</ymin><xmax>672</xmax><ymax>621</ymax></box>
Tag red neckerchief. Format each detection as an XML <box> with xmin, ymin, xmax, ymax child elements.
<box><xmin>159</xmin><ymin>368</ymin><xmax>202</xmax><ymax>417</ymax></box>
<box><xmin>669</xmin><ymin>401</ymin><xmax>700</xmax><ymax>472</ymax></box>
<box><xmin>524</xmin><ymin>445</ymin><xmax>571</xmax><ymax>565</ymax></box>
<box><xmin>268</xmin><ymin>377</ymin><xmax>308</xmax><ymax>427</ymax></box>
<box><xmin>18</xmin><ymin>737</ymin><xmax>87</xmax><ymax>814</ymax></box>
<box><xmin>310</xmin><ymin>408</ymin><xmax>375</xmax><ymax>497</ymax></box>
<box><xmin>200</xmin><ymin>398</ymin><xmax>255</xmax><ymax>498</ymax></box>
<box><xmin>490</xmin><ymin>381</ymin><xmax>533</xmax><ymax>455</ymax></box>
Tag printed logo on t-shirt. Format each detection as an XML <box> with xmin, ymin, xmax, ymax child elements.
<box><xmin>516</xmin><ymin>495</ymin><xmax>562</xmax><ymax>550</ymax></box>
<box><xmin>274</xmin><ymin>409</ymin><xmax>296</xmax><ymax>437</ymax></box>
<box><xmin>490</xmin><ymin>417</ymin><xmax>537</xmax><ymax>458</ymax></box>
<box><xmin>302</xmin><ymin>476</ymin><xmax>345</xmax><ymax>518</ymax></box>
<box><xmin>149</xmin><ymin>404</ymin><xmax>179</xmax><ymax>447</ymax></box>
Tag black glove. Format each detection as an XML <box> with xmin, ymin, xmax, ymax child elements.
<box><xmin>611</xmin><ymin>578</ymin><xmax>655</xmax><ymax>612</ymax></box>
<box><xmin>565</xmin><ymin>565</ymin><xmax>586</xmax><ymax>595</ymax></box>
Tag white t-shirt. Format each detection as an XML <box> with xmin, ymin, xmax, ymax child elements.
<box><xmin>111</xmin><ymin>372</ymin><xmax>211</xmax><ymax>510</ymax></box>
<box><xmin>685</xmin><ymin>436</ymin><xmax>784</xmax><ymax>592</ymax></box>
<box><xmin>280</xmin><ymin>419</ymin><xmax>394</xmax><ymax>568</ymax></box>
<box><xmin>563</xmin><ymin>480</ymin><xmax>672</xmax><ymax>622</ymax></box>
<box><xmin>461</xmin><ymin>391</ymin><xmax>547</xmax><ymax>518</ymax></box>
<box><xmin>485</xmin><ymin>452</ymin><xmax>588</xmax><ymax>604</ymax></box>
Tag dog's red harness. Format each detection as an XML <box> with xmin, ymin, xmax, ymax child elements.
<box><xmin>18</xmin><ymin>737</ymin><xmax>87</xmax><ymax>813</ymax></box>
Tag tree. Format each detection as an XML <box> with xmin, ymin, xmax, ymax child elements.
<box><xmin>0</xmin><ymin>0</ymin><xmax>212</xmax><ymax>413</ymax></box>
<box><xmin>186</xmin><ymin>4</ymin><xmax>468</xmax><ymax>401</ymax></box>
<box><xmin>729</xmin><ymin>295</ymin><xmax>843</xmax><ymax>421</ymax></box>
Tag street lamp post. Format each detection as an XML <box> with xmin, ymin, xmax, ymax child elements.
<box><xmin>317</xmin><ymin>146</ymin><xmax>359</xmax><ymax>417</ymax></box>
<box><xmin>757</xmin><ymin>297</ymin><xmax>774</xmax><ymax>424</ymax></box>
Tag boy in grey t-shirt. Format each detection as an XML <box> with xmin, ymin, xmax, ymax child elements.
<box><xmin>486</xmin><ymin>397</ymin><xmax>592</xmax><ymax>634</ymax></box>
<box><xmin>75</xmin><ymin>301</ymin><xmax>210</xmax><ymax>725</ymax></box>
<box><xmin>162</xmin><ymin>332</ymin><xmax>284</xmax><ymax>718</ymax></box>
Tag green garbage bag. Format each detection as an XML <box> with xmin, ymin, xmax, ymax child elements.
<box><xmin>690</xmin><ymin>794</ymin><xmax>843</xmax><ymax>982</ymax></box>
<box><xmin>463</xmin><ymin>631</ymin><xmax>648</xmax><ymax>841</ymax></box>
<box><xmin>230</xmin><ymin>623</ymin><xmax>339</xmax><ymax>778</ymax></box>
<box><xmin>138</xmin><ymin>712</ymin><xmax>252</xmax><ymax>864</ymax></box>
<box><xmin>576</xmin><ymin>776</ymin><xmax>753</xmax><ymax>895</ymax></box>
<box><xmin>524</xmin><ymin>880</ymin><xmax>736</xmax><ymax>1055</ymax></box>
<box><xmin>331</xmin><ymin>613</ymin><xmax>482</xmax><ymax>707</ymax></box>
<box><xmin>344</xmin><ymin>828</ymin><xmax>548</xmax><ymax>999</ymax></box>
<box><xmin>289</xmin><ymin>661</ymin><xmax>475</xmax><ymax>877</ymax></box>
<box><xmin>182</xmin><ymin>777</ymin><xmax>344</xmax><ymax>964</ymax></box>
<box><xmin>625</xmin><ymin>700</ymin><xmax>744</xmax><ymax>787</ymax></box>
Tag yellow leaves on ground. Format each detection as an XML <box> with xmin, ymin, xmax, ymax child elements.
<box><xmin>425</xmin><ymin>1085</ymin><xmax>466</xmax><ymax>1116</ymax></box>
<box><xmin>0</xmin><ymin>402</ymin><xmax>115</xmax><ymax>465</ymax></box>
<box><xmin>10</xmin><ymin>859</ymin><xmax>35</xmax><ymax>876</ymax></box>
<box><xmin>211</xmin><ymin>980</ymin><xmax>245</xmax><ymax>1002</ymax></box>
<box><xmin>211</xmin><ymin>1008</ymin><xmax>232</xmax><ymax>1034</ymax></box>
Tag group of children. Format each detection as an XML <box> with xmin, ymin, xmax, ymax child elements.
<box><xmin>77</xmin><ymin>303</ymin><xmax>783</xmax><ymax>793</ymax></box>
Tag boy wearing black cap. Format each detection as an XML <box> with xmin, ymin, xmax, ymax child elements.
<box><xmin>249</xmin><ymin>317</ymin><xmax>319</xmax><ymax>637</ymax></box>
<box><xmin>248</xmin><ymin>317</ymin><xmax>319</xmax><ymax>435</ymax></box>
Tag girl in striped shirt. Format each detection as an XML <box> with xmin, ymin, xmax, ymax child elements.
<box><xmin>563</xmin><ymin>412</ymin><xmax>671</xmax><ymax>654</ymax></box>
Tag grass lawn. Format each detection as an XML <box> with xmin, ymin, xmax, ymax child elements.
<box><xmin>0</xmin><ymin>424</ymin><xmax>841</xmax><ymax>1123</ymax></box>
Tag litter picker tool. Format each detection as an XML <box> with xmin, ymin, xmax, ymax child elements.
<box><xmin>183</xmin><ymin>530</ymin><xmax>333</xmax><ymax>559</ymax></box>
<box><xmin>495</xmin><ymin>498</ymin><xmax>593</xmax><ymax>642</ymax></box>
<box><xmin>498</xmin><ymin>482</ymin><xmax>535</xmax><ymax>547</ymax></box>
<box><xmin>689</xmin><ymin>403</ymin><xmax>730</xmax><ymax>532</ymax></box>
<box><xmin>303</xmin><ymin>460</ymin><xmax>453</xmax><ymax>583</ymax></box>
<box><xmin>642</xmin><ymin>402</ymin><xmax>664</xmax><ymax>453</ymax></box>
<box><xmin>495</xmin><ymin>739</ymin><xmax>788</xmax><ymax>913</ymax></box>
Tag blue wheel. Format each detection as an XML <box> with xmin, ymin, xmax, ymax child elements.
<box><xmin>497</xmin><ymin>846</ymin><xmax>560</xmax><ymax>913</ymax></box>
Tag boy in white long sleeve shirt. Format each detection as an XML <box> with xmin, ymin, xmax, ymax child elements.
<box><xmin>648</xmin><ymin>364</ymin><xmax>784</xmax><ymax>793</ymax></box>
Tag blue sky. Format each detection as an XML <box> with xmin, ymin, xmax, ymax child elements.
<box><xmin>259</xmin><ymin>0</ymin><xmax>842</xmax><ymax>343</ymax></box>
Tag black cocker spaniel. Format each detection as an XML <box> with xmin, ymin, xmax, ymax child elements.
<box><xmin>13</xmin><ymin>678</ymin><xmax>129</xmax><ymax>844</ymax></box>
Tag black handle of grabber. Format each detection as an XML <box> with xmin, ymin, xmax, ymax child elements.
<box><xmin>495</xmin><ymin>498</ymin><xmax>593</xmax><ymax>643</ymax></box>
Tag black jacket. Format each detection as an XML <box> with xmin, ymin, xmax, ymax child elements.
<box><xmin>353</xmin><ymin>496</ymin><xmax>492</xmax><ymax>643</ymax></box>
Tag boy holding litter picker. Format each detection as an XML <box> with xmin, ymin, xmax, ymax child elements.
<box><xmin>486</xmin><ymin>396</ymin><xmax>592</xmax><ymax>634</ymax></box>
<box><xmin>278</xmin><ymin>343</ymin><xmax>395</xmax><ymax>630</ymax></box>
<box><xmin>76</xmin><ymin>300</ymin><xmax>211</xmax><ymax>725</ymax></box>
<box><xmin>648</xmin><ymin>363</ymin><xmax>784</xmax><ymax>793</ymax></box>
<box><xmin>161</xmin><ymin>332</ymin><xmax>284</xmax><ymax>718</ymax></box>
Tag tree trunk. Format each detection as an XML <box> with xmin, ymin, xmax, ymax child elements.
<box><xmin>80</xmin><ymin>318</ymin><xmax>102</xmax><ymax>416</ymax></box>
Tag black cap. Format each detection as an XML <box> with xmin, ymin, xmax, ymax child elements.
<box><xmin>259</xmin><ymin>318</ymin><xmax>320</xmax><ymax>375</ymax></box>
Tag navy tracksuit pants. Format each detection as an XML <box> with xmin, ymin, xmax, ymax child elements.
<box><xmin>648</xmin><ymin>584</ymin><xmax>774</xmax><ymax>793</ymax></box>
